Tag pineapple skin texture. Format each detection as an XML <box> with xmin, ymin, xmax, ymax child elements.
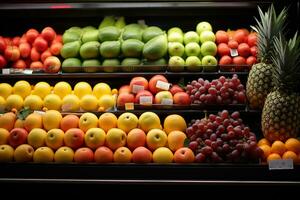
<box><xmin>262</xmin><ymin>90</ymin><xmax>300</xmax><ymax>142</ymax></box>
<box><xmin>246</xmin><ymin>63</ymin><xmax>274</xmax><ymax>110</ymax></box>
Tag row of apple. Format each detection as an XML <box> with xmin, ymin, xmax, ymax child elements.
<box><xmin>0</xmin><ymin>27</ymin><xmax>63</xmax><ymax>72</ymax></box>
<box><xmin>0</xmin><ymin>110</ymin><xmax>195</xmax><ymax>163</ymax></box>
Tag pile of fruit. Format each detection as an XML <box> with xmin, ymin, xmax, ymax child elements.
<box><xmin>216</xmin><ymin>29</ymin><xmax>257</xmax><ymax>71</ymax></box>
<box><xmin>258</xmin><ymin>138</ymin><xmax>300</xmax><ymax>164</ymax></box>
<box><xmin>186</xmin><ymin>110</ymin><xmax>263</xmax><ymax>163</ymax></box>
<box><xmin>60</xmin><ymin>16</ymin><xmax>168</xmax><ymax>73</ymax></box>
<box><xmin>185</xmin><ymin>74</ymin><xmax>246</xmax><ymax>105</ymax></box>
<box><xmin>0</xmin><ymin>27</ymin><xmax>62</xmax><ymax>72</ymax></box>
<box><xmin>117</xmin><ymin>75</ymin><xmax>190</xmax><ymax>107</ymax></box>
<box><xmin>0</xmin><ymin>111</ymin><xmax>195</xmax><ymax>163</ymax></box>
<box><xmin>167</xmin><ymin>22</ymin><xmax>218</xmax><ymax>72</ymax></box>
<box><xmin>0</xmin><ymin>80</ymin><xmax>117</xmax><ymax>112</ymax></box>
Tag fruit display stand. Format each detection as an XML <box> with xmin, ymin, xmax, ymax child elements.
<box><xmin>0</xmin><ymin>0</ymin><xmax>300</xmax><ymax>193</ymax></box>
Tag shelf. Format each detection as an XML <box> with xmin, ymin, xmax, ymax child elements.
<box><xmin>0</xmin><ymin>163</ymin><xmax>299</xmax><ymax>184</ymax></box>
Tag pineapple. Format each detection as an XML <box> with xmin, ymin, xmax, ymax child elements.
<box><xmin>246</xmin><ymin>5</ymin><xmax>287</xmax><ymax>109</ymax></box>
<box><xmin>262</xmin><ymin>33</ymin><xmax>300</xmax><ymax>142</ymax></box>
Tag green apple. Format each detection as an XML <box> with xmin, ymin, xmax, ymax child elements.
<box><xmin>168</xmin><ymin>42</ymin><xmax>185</xmax><ymax>57</ymax></box>
<box><xmin>200</xmin><ymin>41</ymin><xmax>217</xmax><ymax>56</ymax></box>
<box><xmin>183</xmin><ymin>31</ymin><xmax>199</xmax><ymax>44</ymax></box>
<box><xmin>196</xmin><ymin>21</ymin><xmax>213</xmax><ymax>35</ymax></box>
<box><xmin>168</xmin><ymin>27</ymin><xmax>183</xmax><ymax>35</ymax></box>
<box><xmin>185</xmin><ymin>56</ymin><xmax>202</xmax><ymax>71</ymax></box>
<box><xmin>84</xmin><ymin>128</ymin><xmax>106</xmax><ymax>150</ymax></box>
<box><xmin>185</xmin><ymin>42</ymin><xmax>201</xmax><ymax>56</ymax></box>
<box><xmin>202</xmin><ymin>55</ymin><xmax>218</xmax><ymax>72</ymax></box>
<box><xmin>167</xmin><ymin>32</ymin><xmax>184</xmax><ymax>43</ymax></box>
<box><xmin>168</xmin><ymin>56</ymin><xmax>185</xmax><ymax>72</ymax></box>
<box><xmin>199</xmin><ymin>31</ymin><xmax>216</xmax><ymax>44</ymax></box>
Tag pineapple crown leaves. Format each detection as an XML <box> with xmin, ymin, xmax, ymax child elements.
<box><xmin>271</xmin><ymin>32</ymin><xmax>300</xmax><ymax>92</ymax></box>
<box><xmin>251</xmin><ymin>4</ymin><xmax>288</xmax><ymax>64</ymax></box>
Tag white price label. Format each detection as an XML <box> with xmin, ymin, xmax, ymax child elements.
<box><xmin>132</xmin><ymin>84</ymin><xmax>144</xmax><ymax>94</ymax></box>
<box><xmin>230</xmin><ymin>49</ymin><xmax>238</xmax><ymax>57</ymax></box>
<box><xmin>125</xmin><ymin>103</ymin><xmax>134</xmax><ymax>110</ymax></box>
<box><xmin>161</xmin><ymin>98</ymin><xmax>173</xmax><ymax>105</ymax></box>
<box><xmin>139</xmin><ymin>96</ymin><xmax>153</xmax><ymax>105</ymax></box>
<box><xmin>2</xmin><ymin>68</ymin><xmax>10</xmax><ymax>74</ymax></box>
<box><xmin>34</xmin><ymin>111</ymin><xmax>45</xmax><ymax>115</ymax></box>
<box><xmin>23</xmin><ymin>69</ymin><xmax>33</xmax><ymax>74</ymax></box>
<box><xmin>268</xmin><ymin>159</ymin><xmax>294</xmax><ymax>170</ymax></box>
<box><xmin>62</xmin><ymin>104</ymin><xmax>72</xmax><ymax>111</ymax></box>
<box><xmin>156</xmin><ymin>81</ymin><xmax>170</xmax><ymax>91</ymax></box>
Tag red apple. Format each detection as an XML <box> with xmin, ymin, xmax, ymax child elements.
<box><xmin>19</xmin><ymin>43</ymin><xmax>31</xmax><ymax>58</ymax></box>
<box><xmin>129</xmin><ymin>77</ymin><xmax>149</xmax><ymax>94</ymax></box>
<box><xmin>74</xmin><ymin>147</ymin><xmax>94</xmax><ymax>163</ymax></box>
<box><xmin>135</xmin><ymin>90</ymin><xmax>153</xmax><ymax>104</ymax></box>
<box><xmin>117</xmin><ymin>93</ymin><xmax>135</xmax><ymax>107</ymax></box>
<box><xmin>237</xmin><ymin>43</ymin><xmax>250</xmax><ymax>57</ymax></box>
<box><xmin>30</xmin><ymin>61</ymin><xmax>44</xmax><ymax>70</ymax></box>
<box><xmin>12</xmin><ymin>59</ymin><xmax>27</xmax><ymax>69</ymax></box>
<box><xmin>173</xmin><ymin>92</ymin><xmax>191</xmax><ymax>105</ymax></box>
<box><xmin>30</xmin><ymin>47</ymin><xmax>40</xmax><ymax>61</ymax></box>
<box><xmin>41</xmin><ymin>49</ymin><xmax>52</xmax><ymax>62</ymax></box>
<box><xmin>149</xmin><ymin>75</ymin><xmax>169</xmax><ymax>94</ymax></box>
<box><xmin>8</xmin><ymin>128</ymin><xmax>28</xmax><ymax>148</ymax></box>
<box><xmin>44</xmin><ymin>56</ymin><xmax>61</xmax><ymax>73</ymax></box>
<box><xmin>247</xmin><ymin>33</ymin><xmax>257</xmax><ymax>47</ymax></box>
<box><xmin>250</xmin><ymin>46</ymin><xmax>257</xmax><ymax>57</ymax></box>
<box><xmin>33</xmin><ymin>36</ymin><xmax>48</xmax><ymax>52</ymax></box>
<box><xmin>25</xmin><ymin>29</ymin><xmax>39</xmax><ymax>44</ymax></box>
<box><xmin>132</xmin><ymin>146</ymin><xmax>153</xmax><ymax>163</ymax></box>
<box><xmin>53</xmin><ymin>34</ymin><xmax>62</xmax><ymax>43</ymax></box>
<box><xmin>173</xmin><ymin>147</ymin><xmax>195</xmax><ymax>163</ymax></box>
<box><xmin>154</xmin><ymin>91</ymin><xmax>173</xmax><ymax>104</ymax></box>
<box><xmin>0</xmin><ymin>36</ymin><xmax>7</xmax><ymax>53</ymax></box>
<box><xmin>41</xmin><ymin>27</ymin><xmax>57</xmax><ymax>43</ymax></box>
<box><xmin>217</xmin><ymin>43</ymin><xmax>230</xmax><ymax>56</ymax></box>
<box><xmin>4</xmin><ymin>46</ymin><xmax>20</xmax><ymax>61</ymax></box>
<box><xmin>64</xmin><ymin>128</ymin><xmax>84</xmax><ymax>149</ymax></box>
<box><xmin>119</xmin><ymin>85</ymin><xmax>131</xmax><ymax>94</ymax></box>
<box><xmin>12</xmin><ymin>37</ymin><xmax>21</xmax><ymax>47</ymax></box>
<box><xmin>0</xmin><ymin>55</ymin><xmax>7</xmax><ymax>68</ymax></box>
<box><xmin>49</xmin><ymin>42</ymin><xmax>62</xmax><ymax>56</ymax></box>
<box><xmin>169</xmin><ymin>84</ymin><xmax>184</xmax><ymax>95</ymax></box>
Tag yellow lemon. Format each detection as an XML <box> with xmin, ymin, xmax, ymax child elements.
<box><xmin>0</xmin><ymin>83</ymin><xmax>12</xmax><ymax>99</ymax></box>
<box><xmin>32</xmin><ymin>82</ymin><xmax>51</xmax><ymax>99</ymax></box>
<box><xmin>53</xmin><ymin>81</ymin><xmax>72</xmax><ymax>99</ymax></box>
<box><xmin>13</xmin><ymin>80</ymin><xmax>31</xmax><ymax>99</ymax></box>
<box><xmin>24</xmin><ymin>95</ymin><xmax>43</xmax><ymax>110</ymax></box>
<box><xmin>6</xmin><ymin>94</ymin><xmax>23</xmax><ymax>111</ymax></box>
<box><xmin>74</xmin><ymin>82</ymin><xmax>92</xmax><ymax>99</ymax></box>
<box><xmin>62</xmin><ymin>94</ymin><xmax>80</xmax><ymax>112</ymax></box>
<box><xmin>93</xmin><ymin>83</ymin><xmax>111</xmax><ymax>99</ymax></box>
<box><xmin>43</xmin><ymin>94</ymin><xmax>62</xmax><ymax>111</ymax></box>
<box><xmin>42</xmin><ymin>110</ymin><xmax>62</xmax><ymax>131</ymax></box>
<box><xmin>80</xmin><ymin>94</ymin><xmax>98</xmax><ymax>111</ymax></box>
<box><xmin>98</xmin><ymin>94</ymin><xmax>115</xmax><ymax>111</ymax></box>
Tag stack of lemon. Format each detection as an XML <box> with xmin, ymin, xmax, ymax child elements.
<box><xmin>0</xmin><ymin>80</ymin><xmax>117</xmax><ymax>112</ymax></box>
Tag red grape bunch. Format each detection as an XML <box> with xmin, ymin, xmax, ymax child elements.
<box><xmin>186</xmin><ymin>110</ymin><xmax>263</xmax><ymax>163</ymax></box>
<box><xmin>185</xmin><ymin>74</ymin><xmax>246</xmax><ymax>105</ymax></box>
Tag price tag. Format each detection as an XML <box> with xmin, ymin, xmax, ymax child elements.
<box><xmin>161</xmin><ymin>98</ymin><xmax>173</xmax><ymax>105</ymax></box>
<box><xmin>132</xmin><ymin>84</ymin><xmax>144</xmax><ymax>94</ymax></box>
<box><xmin>139</xmin><ymin>96</ymin><xmax>153</xmax><ymax>105</ymax></box>
<box><xmin>2</xmin><ymin>68</ymin><xmax>10</xmax><ymax>74</ymax></box>
<box><xmin>61</xmin><ymin>104</ymin><xmax>72</xmax><ymax>111</ymax></box>
<box><xmin>23</xmin><ymin>69</ymin><xmax>33</xmax><ymax>74</ymax></box>
<box><xmin>230</xmin><ymin>49</ymin><xmax>238</xmax><ymax>57</ymax></box>
<box><xmin>34</xmin><ymin>111</ymin><xmax>45</xmax><ymax>115</ymax></box>
<box><xmin>156</xmin><ymin>81</ymin><xmax>170</xmax><ymax>91</ymax></box>
<box><xmin>268</xmin><ymin>159</ymin><xmax>294</xmax><ymax>170</ymax></box>
<box><xmin>125</xmin><ymin>103</ymin><xmax>134</xmax><ymax>110</ymax></box>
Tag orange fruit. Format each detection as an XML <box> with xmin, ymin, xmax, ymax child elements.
<box><xmin>282</xmin><ymin>151</ymin><xmax>299</xmax><ymax>164</ymax></box>
<box><xmin>270</xmin><ymin>140</ymin><xmax>286</xmax><ymax>156</ymax></box>
<box><xmin>257</xmin><ymin>138</ymin><xmax>271</xmax><ymax>147</ymax></box>
<box><xmin>24</xmin><ymin>113</ymin><xmax>43</xmax><ymax>132</ymax></box>
<box><xmin>98</xmin><ymin>113</ymin><xmax>117</xmax><ymax>132</ymax></box>
<box><xmin>267</xmin><ymin>153</ymin><xmax>281</xmax><ymax>162</ymax></box>
<box><xmin>259</xmin><ymin>144</ymin><xmax>271</xmax><ymax>160</ymax></box>
<box><xmin>285</xmin><ymin>138</ymin><xmax>300</xmax><ymax>154</ymax></box>
<box><xmin>113</xmin><ymin>147</ymin><xmax>132</xmax><ymax>163</ymax></box>
<box><xmin>60</xmin><ymin>115</ymin><xmax>79</xmax><ymax>132</ymax></box>
<box><xmin>163</xmin><ymin>114</ymin><xmax>187</xmax><ymax>134</ymax></box>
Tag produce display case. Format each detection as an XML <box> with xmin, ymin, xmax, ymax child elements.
<box><xmin>0</xmin><ymin>0</ymin><xmax>300</xmax><ymax>193</ymax></box>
